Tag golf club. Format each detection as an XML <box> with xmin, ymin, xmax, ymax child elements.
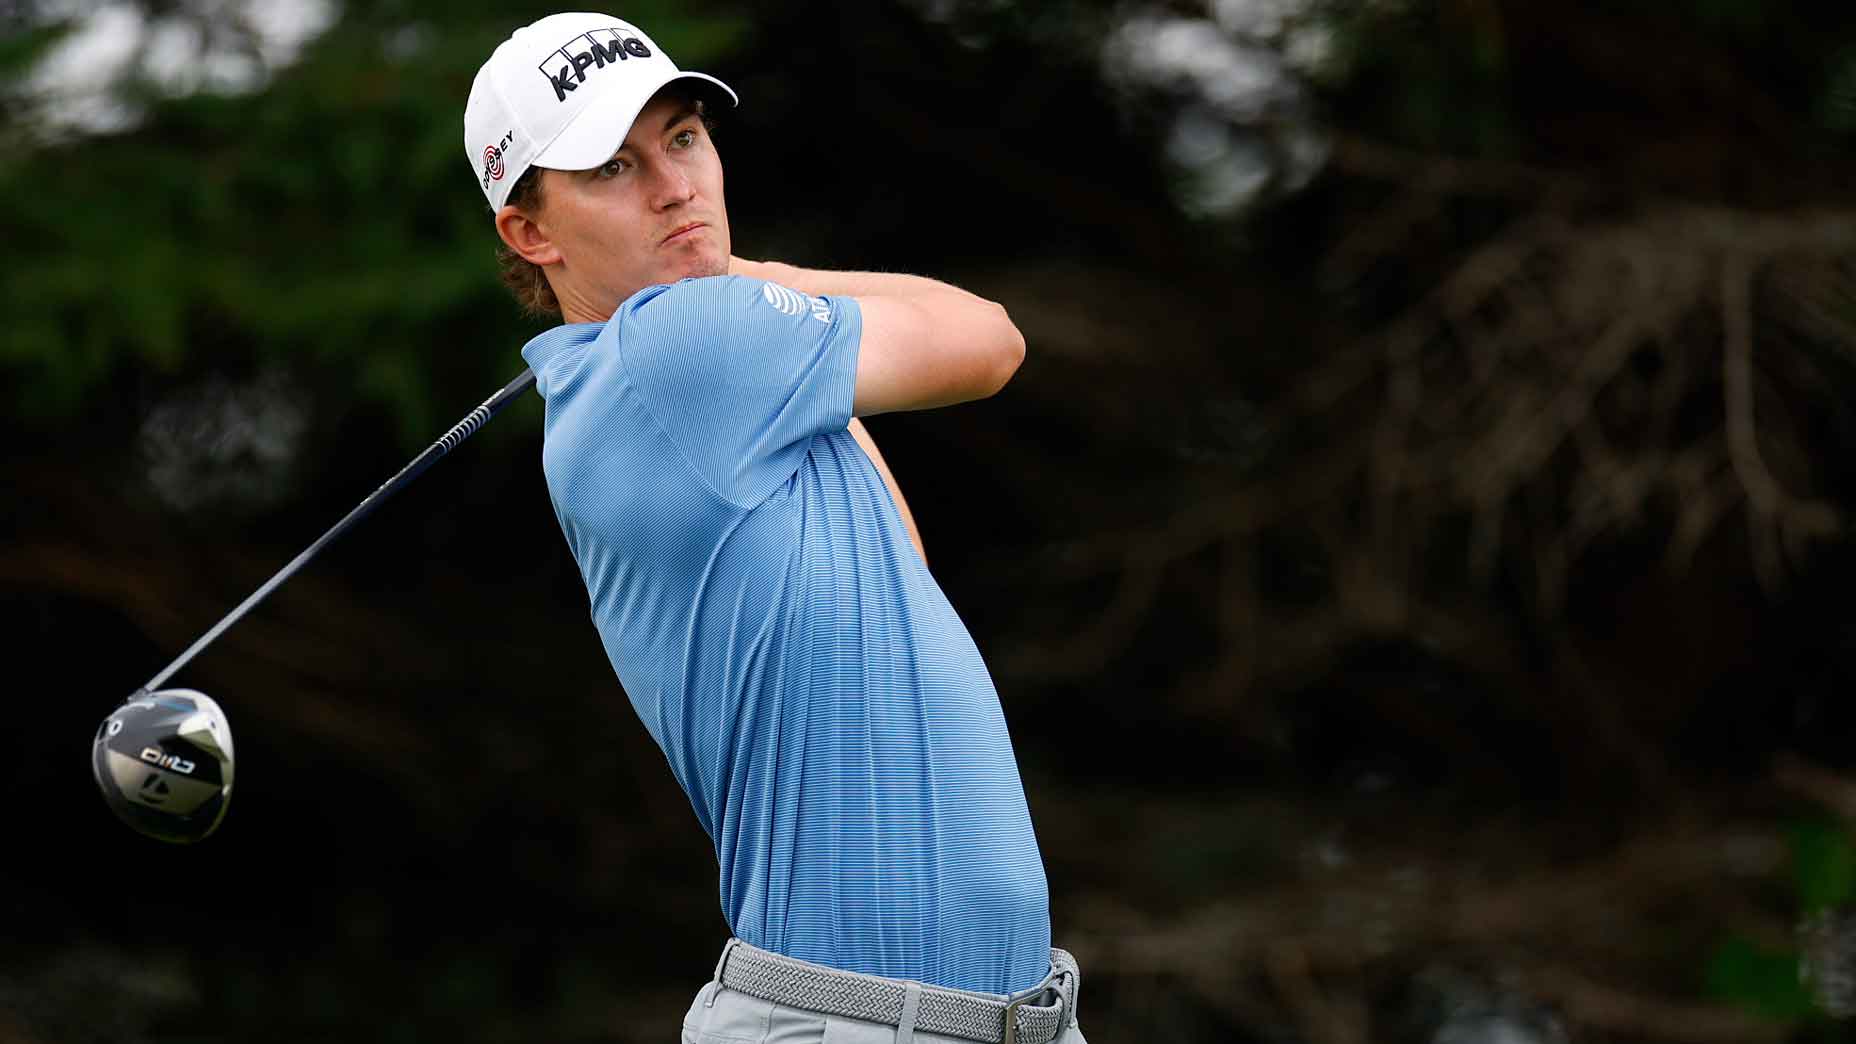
<box><xmin>93</xmin><ymin>367</ymin><xmax>538</xmax><ymax>842</ymax></box>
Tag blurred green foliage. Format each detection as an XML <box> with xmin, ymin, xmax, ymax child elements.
<box><xmin>1707</xmin><ymin>821</ymin><xmax>1856</xmax><ymax>1022</ymax></box>
<box><xmin>1794</xmin><ymin>821</ymin><xmax>1856</xmax><ymax>916</ymax></box>
<box><xmin>0</xmin><ymin>3</ymin><xmax>745</xmax><ymax>443</ymax></box>
<box><xmin>12</xmin><ymin>0</ymin><xmax>1856</xmax><ymax>441</ymax></box>
<box><xmin>1706</xmin><ymin>936</ymin><xmax>1818</xmax><ymax>1022</ymax></box>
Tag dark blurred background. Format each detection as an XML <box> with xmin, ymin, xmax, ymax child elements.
<box><xmin>10</xmin><ymin>0</ymin><xmax>1856</xmax><ymax>1040</ymax></box>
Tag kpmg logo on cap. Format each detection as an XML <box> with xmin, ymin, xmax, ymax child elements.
<box><xmin>539</xmin><ymin>26</ymin><xmax>653</xmax><ymax>103</ymax></box>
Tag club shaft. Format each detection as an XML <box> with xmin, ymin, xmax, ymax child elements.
<box><xmin>139</xmin><ymin>368</ymin><xmax>538</xmax><ymax>694</ymax></box>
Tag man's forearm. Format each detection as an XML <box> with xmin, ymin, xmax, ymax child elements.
<box><xmin>731</xmin><ymin>257</ymin><xmax>992</xmax><ymax>307</ymax></box>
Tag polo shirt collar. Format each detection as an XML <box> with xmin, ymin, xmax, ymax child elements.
<box><xmin>520</xmin><ymin>321</ymin><xmax>601</xmax><ymax>395</ymax></box>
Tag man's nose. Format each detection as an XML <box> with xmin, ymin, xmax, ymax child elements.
<box><xmin>650</xmin><ymin>163</ymin><xmax>695</xmax><ymax>208</ymax></box>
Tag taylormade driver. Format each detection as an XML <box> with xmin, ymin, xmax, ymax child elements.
<box><xmin>92</xmin><ymin>689</ymin><xmax>235</xmax><ymax>843</ymax></box>
<box><xmin>93</xmin><ymin>368</ymin><xmax>536</xmax><ymax>843</ymax></box>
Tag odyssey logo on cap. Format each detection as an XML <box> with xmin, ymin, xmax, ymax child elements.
<box><xmin>481</xmin><ymin>130</ymin><xmax>513</xmax><ymax>190</ymax></box>
<box><xmin>539</xmin><ymin>27</ymin><xmax>653</xmax><ymax>102</ymax></box>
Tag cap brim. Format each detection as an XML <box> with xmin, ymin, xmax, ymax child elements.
<box><xmin>532</xmin><ymin>71</ymin><xmax>738</xmax><ymax>172</ymax></box>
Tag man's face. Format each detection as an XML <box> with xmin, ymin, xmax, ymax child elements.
<box><xmin>526</xmin><ymin>91</ymin><xmax>730</xmax><ymax>322</ymax></box>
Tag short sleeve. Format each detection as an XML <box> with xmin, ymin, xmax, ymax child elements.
<box><xmin>616</xmin><ymin>275</ymin><xmax>862</xmax><ymax>506</ymax></box>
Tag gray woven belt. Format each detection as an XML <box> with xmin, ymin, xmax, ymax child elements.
<box><xmin>715</xmin><ymin>940</ymin><xmax>1079</xmax><ymax>1044</ymax></box>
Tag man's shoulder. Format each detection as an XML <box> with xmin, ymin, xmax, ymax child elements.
<box><xmin>623</xmin><ymin>274</ymin><xmax>753</xmax><ymax>317</ymax></box>
<box><xmin>621</xmin><ymin>274</ymin><xmax>833</xmax><ymax>330</ymax></box>
<box><xmin>617</xmin><ymin>275</ymin><xmax>813</xmax><ymax>374</ymax></box>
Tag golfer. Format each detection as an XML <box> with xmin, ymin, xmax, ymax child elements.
<box><xmin>466</xmin><ymin>14</ymin><xmax>1084</xmax><ymax>1043</ymax></box>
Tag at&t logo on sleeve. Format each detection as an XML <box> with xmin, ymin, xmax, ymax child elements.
<box><xmin>761</xmin><ymin>282</ymin><xmax>831</xmax><ymax>324</ymax></box>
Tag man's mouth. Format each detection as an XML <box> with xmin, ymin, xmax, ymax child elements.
<box><xmin>662</xmin><ymin>222</ymin><xmax>706</xmax><ymax>244</ymax></box>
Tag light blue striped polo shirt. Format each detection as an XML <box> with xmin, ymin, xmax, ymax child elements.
<box><xmin>521</xmin><ymin>275</ymin><xmax>1051</xmax><ymax>994</ymax></box>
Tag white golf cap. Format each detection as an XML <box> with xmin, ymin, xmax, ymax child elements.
<box><xmin>464</xmin><ymin>13</ymin><xmax>738</xmax><ymax>211</ymax></box>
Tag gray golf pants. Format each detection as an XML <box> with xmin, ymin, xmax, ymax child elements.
<box><xmin>680</xmin><ymin>944</ymin><xmax>1089</xmax><ymax>1044</ymax></box>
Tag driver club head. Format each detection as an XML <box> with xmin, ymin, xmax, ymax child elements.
<box><xmin>92</xmin><ymin>689</ymin><xmax>235</xmax><ymax>843</ymax></box>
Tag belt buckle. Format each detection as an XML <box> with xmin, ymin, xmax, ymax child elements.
<box><xmin>1001</xmin><ymin>982</ymin><xmax>1049</xmax><ymax>1044</ymax></box>
<box><xmin>1001</xmin><ymin>966</ymin><xmax>1069</xmax><ymax>1044</ymax></box>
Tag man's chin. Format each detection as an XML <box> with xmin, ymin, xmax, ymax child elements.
<box><xmin>672</xmin><ymin>252</ymin><xmax>729</xmax><ymax>281</ymax></box>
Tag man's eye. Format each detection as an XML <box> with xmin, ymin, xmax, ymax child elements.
<box><xmin>598</xmin><ymin>158</ymin><xmax>627</xmax><ymax>177</ymax></box>
<box><xmin>672</xmin><ymin>129</ymin><xmax>696</xmax><ymax>148</ymax></box>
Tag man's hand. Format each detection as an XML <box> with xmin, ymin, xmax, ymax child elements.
<box><xmin>728</xmin><ymin>257</ymin><xmax>1025</xmax><ymax>417</ymax></box>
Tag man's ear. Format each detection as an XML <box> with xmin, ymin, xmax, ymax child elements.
<box><xmin>495</xmin><ymin>199</ymin><xmax>561</xmax><ymax>266</ymax></box>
